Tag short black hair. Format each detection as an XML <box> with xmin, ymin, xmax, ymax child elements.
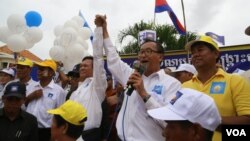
<box><xmin>82</xmin><ymin>56</ymin><xmax>94</xmax><ymax>68</ymax></box>
<box><xmin>177</xmin><ymin>120</ymin><xmax>214</xmax><ymax>141</ymax></box>
<box><xmin>191</xmin><ymin>41</ymin><xmax>220</xmax><ymax>62</ymax></box>
<box><xmin>54</xmin><ymin>115</ymin><xmax>84</xmax><ymax>139</ymax></box>
<box><xmin>82</xmin><ymin>56</ymin><xmax>93</xmax><ymax>62</ymax></box>
<box><xmin>140</xmin><ymin>38</ymin><xmax>164</xmax><ymax>54</ymax></box>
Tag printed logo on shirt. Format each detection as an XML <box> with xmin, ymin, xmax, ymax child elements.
<box><xmin>48</xmin><ymin>93</ymin><xmax>54</xmax><ymax>98</ymax></box>
<box><xmin>84</xmin><ymin>83</ymin><xmax>89</xmax><ymax>88</ymax></box>
<box><xmin>170</xmin><ymin>91</ymin><xmax>183</xmax><ymax>105</ymax></box>
<box><xmin>152</xmin><ymin>85</ymin><xmax>163</xmax><ymax>95</ymax></box>
<box><xmin>210</xmin><ymin>82</ymin><xmax>226</xmax><ymax>94</ymax></box>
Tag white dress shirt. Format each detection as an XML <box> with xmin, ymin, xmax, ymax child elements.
<box><xmin>70</xmin><ymin>27</ymin><xmax>107</xmax><ymax>131</ymax></box>
<box><xmin>100</xmin><ymin>29</ymin><xmax>182</xmax><ymax>141</ymax></box>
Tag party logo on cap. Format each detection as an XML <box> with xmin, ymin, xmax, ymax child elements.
<box><xmin>19</xmin><ymin>57</ymin><xmax>26</xmax><ymax>62</ymax></box>
<box><xmin>170</xmin><ymin>91</ymin><xmax>183</xmax><ymax>105</ymax></box>
<box><xmin>11</xmin><ymin>86</ymin><xmax>18</xmax><ymax>92</ymax></box>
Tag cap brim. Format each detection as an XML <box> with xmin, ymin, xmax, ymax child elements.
<box><xmin>17</xmin><ymin>62</ymin><xmax>32</xmax><ymax>67</ymax></box>
<box><xmin>0</xmin><ymin>70</ymin><xmax>14</xmax><ymax>77</ymax></box>
<box><xmin>34</xmin><ymin>62</ymin><xmax>49</xmax><ymax>68</ymax></box>
<box><xmin>5</xmin><ymin>93</ymin><xmax>24</xmax><ymax>98</ymax></box>
<box><xmin>148</xmin><ymin>106</ymin><xmax>186</xmax><ymax>121</ymax></box>
<box><xmin>47</xmin><ymin>108</ymin><xmax>63</xmax><ymax>115</ymax></box>
<box><xmin>172</xmin><ymin>69</ymin><xmax>185</xmax><ymax>73</ymax></box>
<box><xmin>245</xmin><ymin>26</ymin><xmax>250</xmax><ymax>36</ymax></box>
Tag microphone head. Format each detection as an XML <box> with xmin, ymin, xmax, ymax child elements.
<box><xmin>132</xmin><ymin>60</ymin><xmax>146</xmax><ymax>75</ymax></box>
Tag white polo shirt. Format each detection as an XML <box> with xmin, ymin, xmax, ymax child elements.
<box><xmin>26</xmin><ymin>78</ymin><xmax>40</xmax><ymax>96</ymax></box>
<box><xmin>26</xmin><ymin>80</ymin><xmax>66</xmax><ymax>128</ymax></box>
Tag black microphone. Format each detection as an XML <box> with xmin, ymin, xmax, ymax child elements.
<box><xmin>126</xmin><ymin>61</ymin><xmax>146</xmax><ymax>96</ymax></box>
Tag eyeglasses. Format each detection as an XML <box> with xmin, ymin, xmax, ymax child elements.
<box><xmin>138</xmin><ymin>48</ymin><xmax>160</xmax><ymax>56</ymax></box>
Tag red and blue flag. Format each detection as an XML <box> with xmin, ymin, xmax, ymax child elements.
<box><xmin>155</xmin><ymin>0</ymin><xmax>186</xmax><ymax>35</ymax></box>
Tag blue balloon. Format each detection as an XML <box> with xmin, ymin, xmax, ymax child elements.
<box><xmin>25</xmin><ymin>11</ymin><xmax>42</xmax><ymax>27</ymax></box>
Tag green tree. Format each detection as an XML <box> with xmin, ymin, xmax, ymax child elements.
<box><xmin>118</xmin><ymin>21</ymin><xmax>197</xmax><ymax>54</ymax></box>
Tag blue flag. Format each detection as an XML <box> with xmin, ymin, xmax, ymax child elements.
<box><xmin>205</xmin><ymin>32</ymin><xmax>225</xmax><ymax>45</ymax></box>
<box><xmin>79</xmin><ymin>10</ymin><xmax>93</xmax><ymax>41</ymax></box>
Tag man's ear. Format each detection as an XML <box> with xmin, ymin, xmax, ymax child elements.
<box><xmin>191</xmin><ymin>123</ymin><xmax>204</xmax><ymax>140</ymax></box>
<box><xmin>214</xmin><ymin>50</ymin><xmax>220</xmax><ymax>60</ymax></box>
<box><xmin>62</xmin><ymin>123</ymin><xmax>69</xmax><ymax>134</ymax></box>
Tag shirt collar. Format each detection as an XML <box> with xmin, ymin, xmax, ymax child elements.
<box><xmin>191</xmin><ymin>68</ymin><xmax>225</xmax><ymax>81</ymax></box>
<box><xmin>144</xmin><ymin>69</ymin><xmax>164</xmax><ymax>81</ymax></box>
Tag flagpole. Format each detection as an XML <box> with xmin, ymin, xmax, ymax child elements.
<box><xmin>181</xmin><ymin>0</ymin><xmax>190</xmax><ymax>61</ymax></box>
<box><xmin>181</xmin><ymin>0</ymin><xmax>187</xmax><ymax>44</ymax></box>
<box><xmin>154</xmin><ymin>11</ymin><xmax>156</xmax><ymax>26</ymax></box>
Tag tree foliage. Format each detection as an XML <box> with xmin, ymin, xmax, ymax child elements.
<box><xmin>118</xmin><ymin>20</ymin><xmax>197</xmax><ymax>54</ymax></box>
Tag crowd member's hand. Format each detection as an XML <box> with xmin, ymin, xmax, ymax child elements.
<box><xmin>56</xmin><ymin>61</ymin><xmax>64</xmax><ymax>72</ymax></box>
<box><xmin>95</xmin><ymin>15</ymin><xmax>107</xmax><ymax>28</ymax></box>
<box><xmin>25</xmin><ymin>89</ymin><xmax>43</xmax><ymax>106</ymax></box>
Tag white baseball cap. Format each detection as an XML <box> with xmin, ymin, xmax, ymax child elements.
<box><xmin>172</xmin><ymin>64</ymin><xmax>197</xmax><ymax>75</ymax></box>
<box><xmin>0</xmin><ymin>68</ymin><xmax>15</xmax><ymax>77</ymax></box>
<box><xmin>147</xmin><ymin>88</ymin><xmax>221</xmax><ymax>131</ymax></box>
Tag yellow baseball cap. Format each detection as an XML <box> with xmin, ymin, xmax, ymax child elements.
<box><xmin>47</xmin><ymin>100</ymin><xmax>87</xmax><ymax>126</ymax></box>
<box><xmin>34</xmin><ymin>59</ymin><xmax>57</xmax><ymax>72</ymax></box>
<box><xmin>17</xmin><ymin>57</ymin><xmax>33</xmax><ymax>67</ymax></box>
<box><xmin>185</xmin><ymin>35</ymin><xmax>219</xmax><ymax>51</ymax></box>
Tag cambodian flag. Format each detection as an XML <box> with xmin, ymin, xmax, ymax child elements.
<box><xmin>155</xmin><ymin>0</ymin><xmax>186</xmax><ymax>35</ymax></box>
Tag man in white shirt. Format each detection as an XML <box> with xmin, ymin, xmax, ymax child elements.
<box><xmin>26</xmin><ymin>59</ymin><xmax>66</xmax><ymax>141</ymax></box>
<box><xmin>94</xmin><ymin>15</ymin><xmax>181</xmax><ymax>141</ymax></box>
<box><xmin>69</xmin><ymin>25</ymin><xmax>107</xmax><ymax>141</ymax></box>
<box><xmin>15</xmin><ymin>57</ymin><xmax>42</xmax><ymax>105</ymax></box>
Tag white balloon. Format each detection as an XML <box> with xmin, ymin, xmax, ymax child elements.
<box><xmin>59</xmin><ymin>27</ymin><xmax>77</xmax><ymax>47</ymax></box>
<box><xmin>0</xmin><ymin>26</ymin><xmax>13</xmax><ymax>43</ymax></box>
<box><xmin>62</xmin><ymin>56</ymin><xmax>79</xmax><ymax>73</ymax></box>
<box><xmin>49</xmin><ymin>45</ymin><xmax>65</xmax><ymax>61</ymax></box>
<box><xmin>71</xmin><ymin>16</ymin><xmax>85</xmax><ymax>27</ymax></box>
<box><xmin>25</xmin><ymin>42</ymin><xmax>34</xmax><ymax>49</ymax></box>
<box><xmin>76</xmin><ymin>37</ymin><xmax>89</xmax><ymax>50</ymax></box>
<box><xmin>64</xmin><ymin>20</ymin><xmax>78</xmax><ymax>31</ymax></box>
<box><xmin>7</xmin><ymin>14</ymin><xmax>26</xmax><ymax>34</ymax></box>
<box><xmin>7</xmin><ymin>34</ymin><xmax>27</xmax><ymax>52</ymax></box>
<box><xmin>65</xmin><ymin>43</ymin><xmax>85</xmax><ymax>62</ymax></box>
<box><xmin>23</xmin><ymin>27</ymin><xmax>43</xmax><ymax>44</ymax></box>
<box><xmin>54</xmin><ymin>25</ymin><xmax>63</xmax><ymax>36</ymax></box>
<box><xmin>78</xmin><ymin>27</ymin><xmax>91</xmax><ymax>40</ymax></box>
<box><xmin>54</xmin><ymin>37</ymin><xmax>60</xmax><ymax>46</ymax></box>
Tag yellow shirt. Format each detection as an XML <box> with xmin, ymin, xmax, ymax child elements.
<box><xmin>182</xmin><ymin>68</ymin><xmax>250</xmax><ymax>141</ymax></box>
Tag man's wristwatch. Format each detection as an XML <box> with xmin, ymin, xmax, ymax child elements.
<box><xmin>143</xmin><ymin>95</ymin><xmax>151</xmax><ymax>103</ymax></box>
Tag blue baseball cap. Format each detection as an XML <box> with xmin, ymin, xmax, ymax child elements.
<box><xmin>4</xmin><ymin>81</ymin><xmax>26</xmax><ymax>98</ymax></box>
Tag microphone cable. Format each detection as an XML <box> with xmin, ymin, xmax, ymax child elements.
<box><xmin>122</xmin><ymin>95</ymin><xmax>128</xmax><ymax>141</ymax></box>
